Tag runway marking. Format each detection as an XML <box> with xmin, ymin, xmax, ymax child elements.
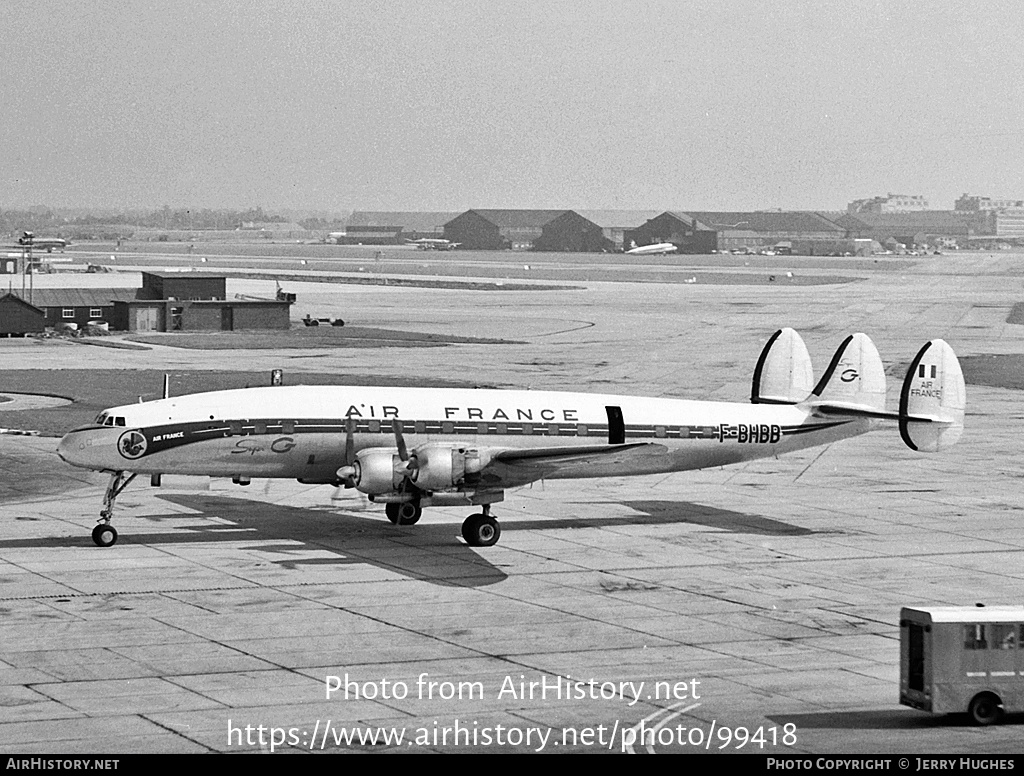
<box><xmin>623</xmin><ymin>700</ymin><xmax>702</xmax><ymax>754</ymax></box>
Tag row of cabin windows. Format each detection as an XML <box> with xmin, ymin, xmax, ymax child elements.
<box><xmin>223</xmin><ymin>421</ymin><xmax>585</xmax><ymax>436</ymax></box>
<box><xmin>62</xmin><ymin>308</ymin><xmax>104</xmax><ymax>318</ymax></box>
<box><xmin>964</xmin><ymin>623</ymin><xmax>1023</xmax><ymax>650</ymax></box>
<box><xmin>227</xmin><ymin>420</ymin><xmax>295</xmax><ymax>435</ymax></box>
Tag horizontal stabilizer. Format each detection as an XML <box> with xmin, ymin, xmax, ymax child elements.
<box><xmin>809</xmin><ymin>333</ymin><xmax>886</xmax><ymax>413</ymax></box>
<box><xmin>899</xmin><ymin>339</ymin><xmax>966</xmax><ymax>452</ymax></box>
<box><xmin>751</xmin><ymin>328</ymin><xmax>814</xmax><ymax>404</ymax></box>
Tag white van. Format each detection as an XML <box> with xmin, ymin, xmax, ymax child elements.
<box><xmin>900</xmin><ymin>606</ymin><xmax>1024</xmax><ymax>725</ymax></box>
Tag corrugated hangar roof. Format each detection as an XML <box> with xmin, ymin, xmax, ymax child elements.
<box><xmin>142</xmin><ymin>270</ymin><xmax>225</xmax><ymax>279</ymax></box>
<box><xmin>27</xmin><ymin>288</ymin><xmax>140</xmax><ymax>308</ymax></box>
<box><xmin>461</xmin><ymin>209</ymin><xmax>569</xmax><ymax>228</ymax></box>
<box><xmin>573</xmin><ymin>210</ymin><xmax>662</xmax><ymax>228</ymax></box>
<box><xmin>836</xmin><ymin>211</ymin><xmax>982</xmax><ymax>230</ymax></box>
<box><xmin>670</xmin><ymin>211</ymin><xmax>846</xmax><ymax>234</ymax></box>
<box><xmin>347</xmin><ymin>212</ymin><xmax>460</xmax><ymax>231</ymax></box>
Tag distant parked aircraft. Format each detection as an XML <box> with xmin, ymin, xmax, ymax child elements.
<box><xmin>12</xmin><ymin>232</ymin><xmax>68</xmax><ymax>253</ymax></box>
<box><xmin>626</xmin><ymin>242</ymin><xmax>677</xmax><ymax>255</ymax></box>
<box><xmin>407</xmin><ymin>238</ymin><xmax>460</xmax><ymax>251</ymax></box>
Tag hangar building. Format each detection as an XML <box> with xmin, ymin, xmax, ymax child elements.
<box><xmin>835</xmin><ymin>211</ymin><xmax>989</xmax><ymax>247</ymax></box>
<box><xmin>533</xmin><ymin>211</ymin><xmax>660</xmax><ymax>252</ymax></box>
<box><xmin>443</xmin><ymin>210</ymin><xmax>567</xmax><ymax>250</ymax></box>
<box><xmin>626</xmin><ymin>211</ymin><xmax>847</xmax><ymax>253</ymax></box>
<box><xmin>341</xmin><ymin>212</ymin><xmax>459</xmax><ymax>245</ymax></box>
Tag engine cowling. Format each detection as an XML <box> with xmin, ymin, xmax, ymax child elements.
<box><xmin>409</xmin><ymin>446</ymin><xmax>487</xmax><ymax>491</ymax></box>
<box><xmin>345</xmin><ymin>448</ymin><xmax>405</xmax><ymax>495</ymax></box>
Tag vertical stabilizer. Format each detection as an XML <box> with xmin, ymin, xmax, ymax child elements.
<box><xmin>751</xmin><ymin>328</ymin><xmax>814</xmax><ymax>404</ymax></box>
<box><xmin>810</xmin><ymin>333</ymin><xmax>887</xmax><ymax>412</ymax></box>
<box><xmin>899</xmin><ymin>340</ymin><xmax>966</xmax><ymax>452</ymax></box>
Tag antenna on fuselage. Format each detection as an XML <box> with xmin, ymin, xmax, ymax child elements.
<box><xmin>163</xmin><ymin>374</ymin><xmax>170</xmax><ymax>399</ymax></box>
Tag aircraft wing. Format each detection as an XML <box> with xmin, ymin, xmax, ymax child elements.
<box><xmin>474</xmin><ymin>442</ymin><xmax>668</xmax><ymax>489</ymax></box>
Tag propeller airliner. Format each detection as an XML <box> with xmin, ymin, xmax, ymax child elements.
<box><xmin>57</xmin><ymin>328</ymin><xmax>966</xmax><ymax>549</ymax></box>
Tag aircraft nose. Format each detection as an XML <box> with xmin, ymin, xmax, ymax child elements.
<box><xmin>57</xmin><ymin>429</ymin><xmax>98</xmax><ymax>468</ymax></box>
<box><xmin>56</xmin><ymin>433</ymin><xmax>78</xmax><ymax>464</ymax></box>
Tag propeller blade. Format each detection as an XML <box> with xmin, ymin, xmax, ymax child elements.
<box><xmin>336</xmin><ymin>417</ymin><xmax>358</xmax><ymax>488</ymax></box>
<box><xmin>393</xmin><ymin>420</ymin><xmax>409</xmax><ymax>461</ymax></box>
<box><xmin>344</xmin><ymin>417</ymin><xmax>355</xmax><ymax>464</ymax></box>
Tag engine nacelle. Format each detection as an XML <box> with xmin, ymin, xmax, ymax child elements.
<box><xmin>409</xmin><ymin>446</ymin><xmax>488</xmax><ymax>492</ymax></box>
<box><xmin>349</xmin><ymin>448</ymin><xmax>405</xmax><ymax>495</ymax></box>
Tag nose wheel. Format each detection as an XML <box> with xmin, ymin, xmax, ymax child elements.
<box><xmin>92</xmin><ymin>523</ymin><xmax>118</xmax><ymax>547</ymax></box>
<box><xmin>92</xmin><ymin>471</ymin><xmax>136</xmax><ymax>547</ymax></box>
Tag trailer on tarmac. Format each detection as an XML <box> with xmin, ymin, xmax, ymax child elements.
<box><xmin>900</xmin><ymin>606</ymin><xmax>1024</xmax><ymax>725</ymax></box>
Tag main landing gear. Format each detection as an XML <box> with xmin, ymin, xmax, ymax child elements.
<box><xmin>93</xmin><ymin>471</ymin><xmax>136</xmax><ymax>547</ymax></box>
<box><xmin>385</xmin><ymin>501</ymin><xmax>422</xmax><ymax>525</ymax></box>
<box><xmin>462</xmin><ymin>505</ymin><xmax>501</xmax><ymax>548</ymax></box>
<box><xmin>384</xmin><ymin>499</ymin><xmax>501</xmax><ymax>546</ymax></box>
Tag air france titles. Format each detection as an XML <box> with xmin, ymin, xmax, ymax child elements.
<box><xmin>342</xmin><ymin>406</ymin><xmax>580</xmax><ymax>422</ymax></box>
<box><xmin>444</xmin><ymin>407</ymin><xmax>579</xmax><ymax>422</ymax></box>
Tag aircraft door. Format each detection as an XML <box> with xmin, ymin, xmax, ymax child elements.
<box><xmin>605</xmin><ymin>406</ymin><xmax>625</xmax><ymax>444</ymax></box>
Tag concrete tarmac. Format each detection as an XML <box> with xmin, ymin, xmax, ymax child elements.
<box><xmin>1</xmin><ymin>250</ymin><xmax>1023</xmax><ymax>754</ymax></box>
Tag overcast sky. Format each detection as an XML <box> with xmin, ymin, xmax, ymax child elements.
<box><xmin>2</xmin><ymin>0</ymin><xmax>1022</xmax><ymax>212</ymax></box>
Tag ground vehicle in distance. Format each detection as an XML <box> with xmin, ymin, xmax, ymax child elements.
<box><xmin>900</xmin><ymin>606</ymin><xmax>1024</xmax><ymax>725</ymax></box>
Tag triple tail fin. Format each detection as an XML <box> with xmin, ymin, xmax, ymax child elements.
<box><xmin>899</xmin><ymin>339</ymin><xmax>966</xmax><ymax>452</ymax></box>
<box><xmin>751</xmin><ymin>328</ymin><xmax>814</xmax><ymax>404</ymax></box>
<box><xmin>801</xmin><ymin>333</ymin><xmax>967</xmax><ymax>453</ymax></box>
<box><xmin>808</xmin><ymin>332</ymin><xmax>887</xmax><ymax>414</ymax></box>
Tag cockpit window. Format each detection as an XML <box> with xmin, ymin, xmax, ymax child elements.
<box><xmin>115</xmin><ymin>417</ymin><xmax>126</xmax><ymax>427</ymax></box>
<box><xmin>104</xmin><ymin>416</ymin><xmax>114</xmax><ymax>426</ymax></box>
<box><xmin>95</xmin><ymin>412</ymin><xmax>108</xmax><ymax>425</ymax></box>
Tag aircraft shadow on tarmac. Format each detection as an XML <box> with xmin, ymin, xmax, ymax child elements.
<box><xmin>0</xmin><ymin>494</ymin><xmax>812</xmax><ymax>588</ymax></box>
<box><xmin>617</xmin><ymin>500</ymin><xmax>815</xmax><ymax>536</ymax></box>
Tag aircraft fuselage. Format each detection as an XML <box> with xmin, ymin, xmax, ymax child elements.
<box><xmin>57</xmin><ymin>384</ymin><xmax>866</xmax><ymax>483</ymax></box>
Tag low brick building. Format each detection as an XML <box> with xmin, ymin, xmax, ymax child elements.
<box><xmin>0</xmin><ymin>293</ymin><xmax>45</xmax><ymax>336</ymax></box>
<box><xmin>8</xmin><ymin>272</ymin><xmax>293</xmax><ymax>333</ymax></box>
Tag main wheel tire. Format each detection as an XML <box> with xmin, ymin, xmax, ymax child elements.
<box><xmin>462</xmin><ymin>514</ymin><xmax>501</xmax><ymax>547</ymax></box>
<box><xmin>386</xmin><ymin>502</ymin><xmax>421</xmax><ymax>525</ymax></box>
<box><xmin>968</xmin><ymin>693</ymin><xmax>1003</xmax><ymax>726</ymax></box>
<box><xmin>395</xmin><ymin>501</ymin><xmax>421</xmax><ymax>525</ymax></box>
<box><xmin>92</xmin><ymin>523</ymin><xmax>118</xmax><ymax>548</ymax></box>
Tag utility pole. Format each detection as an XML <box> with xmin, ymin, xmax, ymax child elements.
<box><xmin>19</xmin><ymin>231</ymin><xmax>34</xmax><ymax>305</ymax></box>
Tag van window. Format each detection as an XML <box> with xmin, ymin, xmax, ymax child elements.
<box><xmin>964</xmin><ymin>624</ymin><xmax>988</xmax><ymax>650</ymax></box>
<box><xmin>993</xmin><ymin>624</ymin><xmax>1017</xmax><ymax>650</ymax></box>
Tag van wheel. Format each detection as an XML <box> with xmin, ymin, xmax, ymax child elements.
<box><xmin>968</xmin><ymin>693</ymin><xmax>1003</xmax><ymax>726</ymax></box>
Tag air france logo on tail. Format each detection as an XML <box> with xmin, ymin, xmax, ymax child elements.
<box><xmin>911</xmin><ymin>364</ymin><xmax>942</xmax><ymax>399</ymax></box>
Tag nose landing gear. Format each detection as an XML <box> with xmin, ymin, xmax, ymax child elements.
<box><xmin>93</xmin><ymin>471</ymin><xmax>136</xmax><ymax>547</ymax></box>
